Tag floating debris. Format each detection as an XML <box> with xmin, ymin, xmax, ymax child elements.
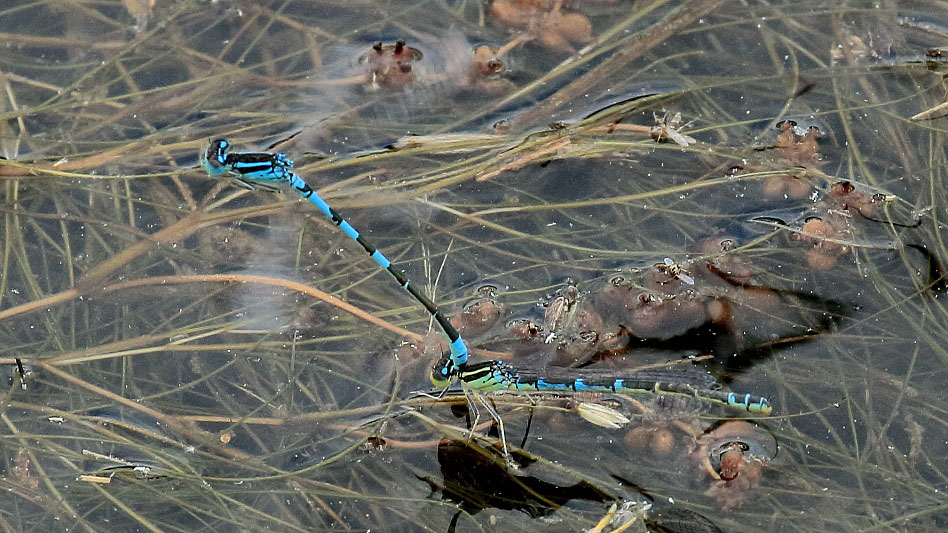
<box><xmin>650</xmin><ymin>112</ymin><xmax>697</xmax><ymax>147</ymax></box>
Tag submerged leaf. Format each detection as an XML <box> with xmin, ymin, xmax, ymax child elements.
<box><xmin>576</xmin><ymin>401</ymin><xmax>632</xmax><ymax>428</ymax></box>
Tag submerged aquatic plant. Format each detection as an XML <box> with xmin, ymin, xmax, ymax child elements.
<box><xmin>0</xmin><ymin>0</ymin><xmax>946</xmax><ymax>531</ymax></box>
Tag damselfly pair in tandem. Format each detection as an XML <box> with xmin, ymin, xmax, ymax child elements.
<box><xmin>201</xmin><ymin>138</ymin><xmax>772</xmax><ymax>417</ymax></box>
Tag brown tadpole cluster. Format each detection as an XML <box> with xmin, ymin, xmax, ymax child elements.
<box><xmin>761</xmin><ymin>120</ymin><xmax>823</xmax><ymax>199</ymax></box>
<box><xmin>421</xmin><ymin>231</ymin><xmax>850</xmax><ymax>507</ymax></box>
<box><xmin>598</xmin><ymin>252</ymin><xmax>750</xmax><ymax>347</ymax></box>
<box><xmin>830</xmin><ymin>25</ymin><xmax>894</xmax><ymax>65</ymax></box>
<box><xmin>359</xmin><ymin>40</ymin><xmax>424</xmax><ymax>89</ymax></box>
<box><xmin>445</xmin><ymin>281</ymin><xmax>623</xmax><ymax>367</ymax></box>
<box><xmin>489</xmin><ymin>0</ymin><xmax>593</xmax><ymax>52</ymax></box>
<box><xmin>599</xmin><ymin>281</ymin><xmax>708</xmax><ymax>342</ymax></box>
<box><xmin>690</xmin><ymin>234</ymin><xmax>752</xmax><ymax>286</ymax></box>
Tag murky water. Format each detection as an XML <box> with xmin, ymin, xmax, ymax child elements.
<box><xmin>1</xmin><ymin>1</ymin><xmax>946</xmax><ymax>531</ymax></box>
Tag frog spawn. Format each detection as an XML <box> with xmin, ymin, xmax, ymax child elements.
<box><xmin>441</xmin><ymin>233</ymin><xmax>824</xmax><ymax>367</ymax></box>
<box><xmin>760</xmin><ymin>120</ymin><xmax>823</xmax><ymax>200</ymax></box>
<box><xmin>355</xmin><ymin>39</ymin><xmax>512</xmax><ymax>95</ymax></box>
<box><xmin>463</xmin><ymin>45</ymin><xmax>514</xmax><ymax>94</ymax></box>
<box><xmin>791</xmin><ymin>180</ymin><xmax>894</xmax><ymax>270</ymax></box>
<box><xmin>692</xmin><ymin>421</ymin><xmax>777</xmax><ymax>510</ymax></box>
<box><xmin>597</xmin><ymin>263</ymin><xmax>712</xmax><ymax>343</ymax></box>
<box><xmin>489</xmin><ymin>0</ymin><xmax>593</xmax><ymax>53</ymax></box>
<box><xmin>450</xmin><ymin>284</ymin><xmax>507</xmax><ymax>337</ymax></box>
<box><xmin>619</xmin><ymin>416</ymin><xmax>777</xmax><ymax>510</ymax></box>
<box><xmin>566</xmin><ymin>394</ymin><xmax>775</xmax><ymax>510</ymax></box>
<box><xmin>359</xmin><ymin>40</ymin><xmax>423</xmax><ymax>90</ymax></box>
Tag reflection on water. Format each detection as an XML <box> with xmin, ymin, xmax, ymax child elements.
<box><xmin>431</xmin><ymin>438</ymin><xmax>612</xmax><ymax>519</ymax></box>
<box><xmin>430</xmin><ymin>437</ymin><xmax>728</xmax><ymax>533</ymax></box>
<box><xmin>0</xmin><ymin>0</ymin><xmax>947</xmax><ymax>531</ymax></box>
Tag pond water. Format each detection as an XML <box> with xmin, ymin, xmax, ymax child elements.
<box><xmin>0</xmin><ymin>1</ymin><xmax>946</xmax><ymax>531</ymax></box>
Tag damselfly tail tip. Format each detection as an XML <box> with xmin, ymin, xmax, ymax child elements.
<box><xmin>756</xmin><ymin>398</ymin><xmax>773</xmax><ymax>416</ymax></box>
<box><xmin>744</xmin><ymin>395</ymin><xmax>773</xmax><ymax>415</ymax></box>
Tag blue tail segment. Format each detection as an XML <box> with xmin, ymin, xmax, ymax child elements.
<box><xmin>202</xmin><ymin>139</ymin><xmax>469</xmax><ymax>373</ymax></box>
<box><xmin>439</xmin><ymin>358</ymin><xmax>773</xmax><ymax>415</ymax></box>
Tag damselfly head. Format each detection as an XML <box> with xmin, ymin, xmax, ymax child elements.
<box><xmin>204</xmin><ymin>139</ymin><xmax>230</xmax><ymax>170</ymax></box>
<box><xmin>430</xmin><ymin>352</ymin><xmax>460</xmax><ymax>387</ymax></box>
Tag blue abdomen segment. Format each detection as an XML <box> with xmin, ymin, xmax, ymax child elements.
<box><xmin>450</xmin><ymin>337</ymin><xmax>468</xmax><ymax>363</ymax></box>
<box><xmin>204</xmin><ymin>139</ymin><xmax>470</xmax><ymax>375</ymax></box>
<box><xmin>533</xmin><ymin>379</ymin><xmax>570</xmax><ymax>391</ymax></box>
<box><xmin>462</xmin><ymin>360</ymin><xmax>773</xmax><ymax>415</ymax></box>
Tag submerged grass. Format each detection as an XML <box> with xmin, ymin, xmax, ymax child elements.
<box><xmin>0</xmin><ymin>0</ymin><xmax>947</xmax><ymax>531</ymax></box>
